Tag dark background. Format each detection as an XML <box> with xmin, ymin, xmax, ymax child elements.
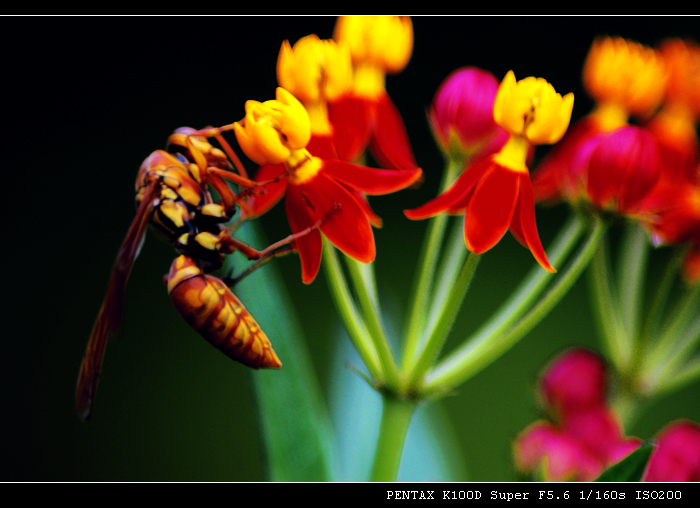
<box><xmin>2</xmin><ymin>16</ymin><xmax>699</xmax><ymax>481</ymax></box>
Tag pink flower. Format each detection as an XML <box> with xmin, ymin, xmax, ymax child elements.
<box><xmin>643</xmin><ymin>421</ymin><xmax>700</xmax><ymax>482</ymax></box>
<box><xmin>514</xmin><ymin>348</ymin><xmax>641</xmax><ymax>481</ymax></box>
<box><xmin>429</xmin><ymin>66</ymin><xmax>508</xmax><ymax>162</ymax></box>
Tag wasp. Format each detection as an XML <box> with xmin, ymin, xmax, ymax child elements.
<box><xmin>76</xmin><ymin>128</ymin><xmax>316</xmax><ymax>421</ymax></box>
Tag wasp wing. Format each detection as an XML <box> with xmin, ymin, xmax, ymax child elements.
<box><xmin>75</xmin><ymin>181</ymin><xmax>158</xmax><ymax>421</ymax></box>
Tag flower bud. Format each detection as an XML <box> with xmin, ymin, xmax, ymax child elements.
<box><xmin>429</xmin><ymin>67</ymin><xmax>508</xmax><ymax>160</ymax></box>
<box><xmin>643</xmin><ymin>420</ymin><xmax>700</xmax><ymax>482</ymax></box>
<box><xmin>585</xmin><ymin>125</ymin><xmax>660</xmax><ymax>214</ymax></box>
<box><xmin>540</xmin><ymin>348</ymin><xmax>607</xmax><ymax>421</ymax></box>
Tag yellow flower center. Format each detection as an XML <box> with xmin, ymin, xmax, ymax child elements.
<box><xmin>277</xmin><ymin>35</ymin><xmax>353</xmax><ymax>106</ymax></box>
<box><xmin>233</xmin><ymin>88</ymin><xmax>311</xmax><ymax>165</ymax></box>
<box><xmin>286</xmin><ymin>148</ymin><xmax>324</xmax><ymax>185</ymax></box>
<box><xmin>493</xmin><ymin>71</ymin><xmax>574</xmax><ymax>146</ymax></box>
<box><xmin>492</xmin><ymin>135</ymin><xmax>530</xmax><ymax>174</ymax></box>
<box><xmin>589</xmin><ymin>101</ymin><xmax>630</xmax><ymax>132</ymax></box>
<box><xmin>333</xmin><ymin>16</ymin><xmax>413</xmax><ymax>75</ymax></box>
<box><xmin>351</xmin><ymin>62</ymin><xmax>386</xmax><ymax>99</ymax></box>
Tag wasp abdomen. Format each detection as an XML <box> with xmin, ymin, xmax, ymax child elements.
<box><xmin>167</xmin><ymin>255</ymin><xmax>282</xmax><ymax>369</ymax></box>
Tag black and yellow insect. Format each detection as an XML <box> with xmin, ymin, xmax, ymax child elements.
<box><xmin>76</xmin><ymin>128</ymin><xmax>286</xmax><ymax>422</ymax></box>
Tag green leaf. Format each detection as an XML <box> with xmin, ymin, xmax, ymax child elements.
<box><xmin>594</xmin><ymin>444</ymin><xmax>655</xmax><ymax>482</ymax></box>
<box><xmin>230</xmin><ymin>221</ymin><xmax>338</xmax><ymax>481</ymax></box>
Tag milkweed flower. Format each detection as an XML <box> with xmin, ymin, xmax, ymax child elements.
<box><xmin>645</xmin><ymin>38</ymin><xmax>700</xmax><ymax>185</ymax></box>
<box><xmin>643</xmin><ymin>421</ymin><xmax>700</xmax><ymax>482</ymax></box>
<box><xmin>406</xmin><ymin>71</ymin><xmax>574</xmax><ymax>272</ymax></box>
<box><xmin>276</xmin><ymin>33</ymin><xmax>353</xmax><ymax>159</ymax></box>
<box><xmin>328</xmin><ymin>16</ymin><xmax>419</xmax><ymax>172</ymax></box>
<box><xmin>533</xmin><ymin>36</ymin><xmax>667</xmax><ymax>205</ymax></box>
<box><xmin>234</xmin><ymin>87</ymin><xmax>422</xmax><ymax>284</ymax></box>
<box><xmin>514</xmin><ymin>348</ymin><xmax>641</xmax><ymax>482</ymax></box>
<box><xmin>275</xmin><ymin>33</ymin><xmax>384</xmax><ymax>228</ymax></box>
<box><xmin>429</xmin><ymin>66</ymin><xmax>509</xmax><ymax>163</ymax></box>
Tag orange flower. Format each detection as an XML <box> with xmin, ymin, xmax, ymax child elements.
<box><xmin>328</xmin><ymin>16</ymin><xmax>419</xmax><ymax>172</ymax></box>
<box><xmin>235</xmin><ymin>88</ymin><xmax>422</xmax><ymax>283</ymax></box>
<box><xmin>406</xmin><ymin>71</ymin><xmax>574</xmax><ymax>272</ymax></box>
<box><xmin>534</xmin><ymin>36</ymin><xmax>667</xmax><ymax>205</ymax></box>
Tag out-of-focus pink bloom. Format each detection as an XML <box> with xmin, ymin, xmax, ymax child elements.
<box><xmin>514</xmin><ymin>422</ymin><xmax>603</xmax><ymax>481</ymax></box>
<box><xmin>429</xmin><ymin>66</ymin><xmax>509</xmax><ymax>162</ymax></box>
<box><xmin>643</xmin><ymin>421</ymin><xmax>700</xmax><ymax>482</ymax></box>
<box><xmin>585</xmin><ymin>125</ymin><xmax>661</xmax><ymax>216</ymax></box>
<box><xmin>540</xmin><ymin>348</ymin><xmax>607</xmax><ymax>421</ymax></box>
<box><xmin>514</xmin><ymin>348</ymin><xmax>641</xmax><ymax>481</ymax></box>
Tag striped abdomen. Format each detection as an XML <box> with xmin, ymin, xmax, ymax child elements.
<box><xmin>166</xmin><ymin>255</ymin><xmax>281</xmax><ymax>369</ymax></box>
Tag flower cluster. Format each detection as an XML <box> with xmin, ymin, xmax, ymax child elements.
<box><xmin>514</xmin><ymin>348</ymin><xmax>700</xmax><ymax>482</ymax></box>
<box><xmin>530</xmin><ymin>36</ymin><xmax>700</xmax><ymax>282</ymax></box>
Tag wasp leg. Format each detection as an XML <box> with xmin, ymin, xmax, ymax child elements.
<box><xmin>220</xmin><ymin>202</ymin><xmax>342</xmax><ymax>286</ymax></box>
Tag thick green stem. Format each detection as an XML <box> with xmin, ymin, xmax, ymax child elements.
<box><xmin>421</xmin><ymin>215</ymin><xmax>605</xmax><ymax>399</ymax></box>
<box><xmin>369</xmin><ymin>395</ymin><xmax>417</xmax><ymax>482</ymax></box>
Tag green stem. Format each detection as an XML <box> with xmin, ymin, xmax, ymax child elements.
<box><xmin>421</xmin><ymin>215</ymin><xmax>605</xmax><ymax>399</ymax></box>
<box><xmin>656</xmin><ymin>353</ymin><xmax>700</xmax><ymax>397</ymax></box>
<box><xmin>369</xmin><ymin>395</ymin><xmax>416</xmax><ymax>482</ymax></box>
<box><xmin>401</xmin><ymin>158</ymin><xmax>463</xmax><ymax>369</ymax></box>
<box><xmin>589</xmin><ymin>232</ymin><xmax>630</xmax><ymax>371</ymax></box>
<box><xmin>618</xmin><ymin>222</ymin><xmax>650</xmax><ymax>346</ymax></box>
<box><xmin>405</xmin><ymin>251</ymin><xmax>480</xmax><ymax>387</ymax></box>
<box><xmin>646</xmin><ymin>282</ymin><xmax>700</xmax><ymax>390</ymax></box>
<box><xmin>640</xmin><ymin>246</ymin><xmax>686</xmax><ymax>348</ymax></box>
<box><xmin>345</xmin><ymin>256</ymin><xmax>401</xmax><ymax>388</ymax></box>
<box><xmin>322</xmin><ymin>238</ymin><xmax>383</xmax><ymax>381</ymax></box>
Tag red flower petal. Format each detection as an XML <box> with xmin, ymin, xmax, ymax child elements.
<box><xmin>511</xmin><ymin>173</ymin><xmax>556</xmax><ymax>272</ymax></box>
<box><xmin>285</xmin><ymin>172</ymin><xmax>376</xmax><ymax>283</ymax></box>
<box><xmin>464</xmin><ymin>163</ymin><xmax>520</xmax><ymax>254</ymax></box>
<box><xmin>323</xmin><ymin>159</ymin><xmax>422</xmax><ymax>195</ymax></box>
<box><xmin>353</xmin><ymin>190</ymin><xmax>383</xmax><ymax>228</ymax></box>
<box><xmin>404</xmin><ymin>157</ymin><xmax>493</xmax><ymax>220</ymax></box>
<box><xmin>305</xmin><ymin>173</ymin><xmax>376</xmax><ymax>264</ymax></box>
<box><xmin>369</xmin><ymin>92</ymin><xmax>419</xmax><ymax>171</ymax></box>
<box><xmin>328</xmin><ymin>95</ymin><xmax>373</xmax><ymax>162</ymax></box>
<box><xmin>244</xmin><ymin>163</ymin><xmax>288</xmax><ymax>219</ymax></box>
<box><xmin>285</xmin><ymin>183</ymin><xmax>323</xmax><ymax>284</ymax></box>
<box><xmin>308</xmin><ymin>134</ymin><xmax>339</xmax><ymax>160</ymax></box>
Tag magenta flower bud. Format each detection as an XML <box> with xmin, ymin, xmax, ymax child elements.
<box><xmin>514</xmin><ymin>422</ymin><xmax>602</xmax><ymax>481</ymax></box>
<box><xmin>562</xmin><ymin>405</ymin><xmax>631</xmax><ymax>462</ymax></box>
<box><xmin>643</xmin><ymin>420</ymin><xmax>700</xmax><ymax>482</ymax></box>
<box><xmin>540</xmin><ymin>348</ymin><xmax>608</xmax><ymax>421</ymax></box>
<box><xmin>429</xmin><ymin>66</ymin><xmax>508</xmax><ymax>161</ymax></box>
<box><xmin>585</xmin><ymin>125</ymin><xmax>661</xmax><ymax>215</ymax></box>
